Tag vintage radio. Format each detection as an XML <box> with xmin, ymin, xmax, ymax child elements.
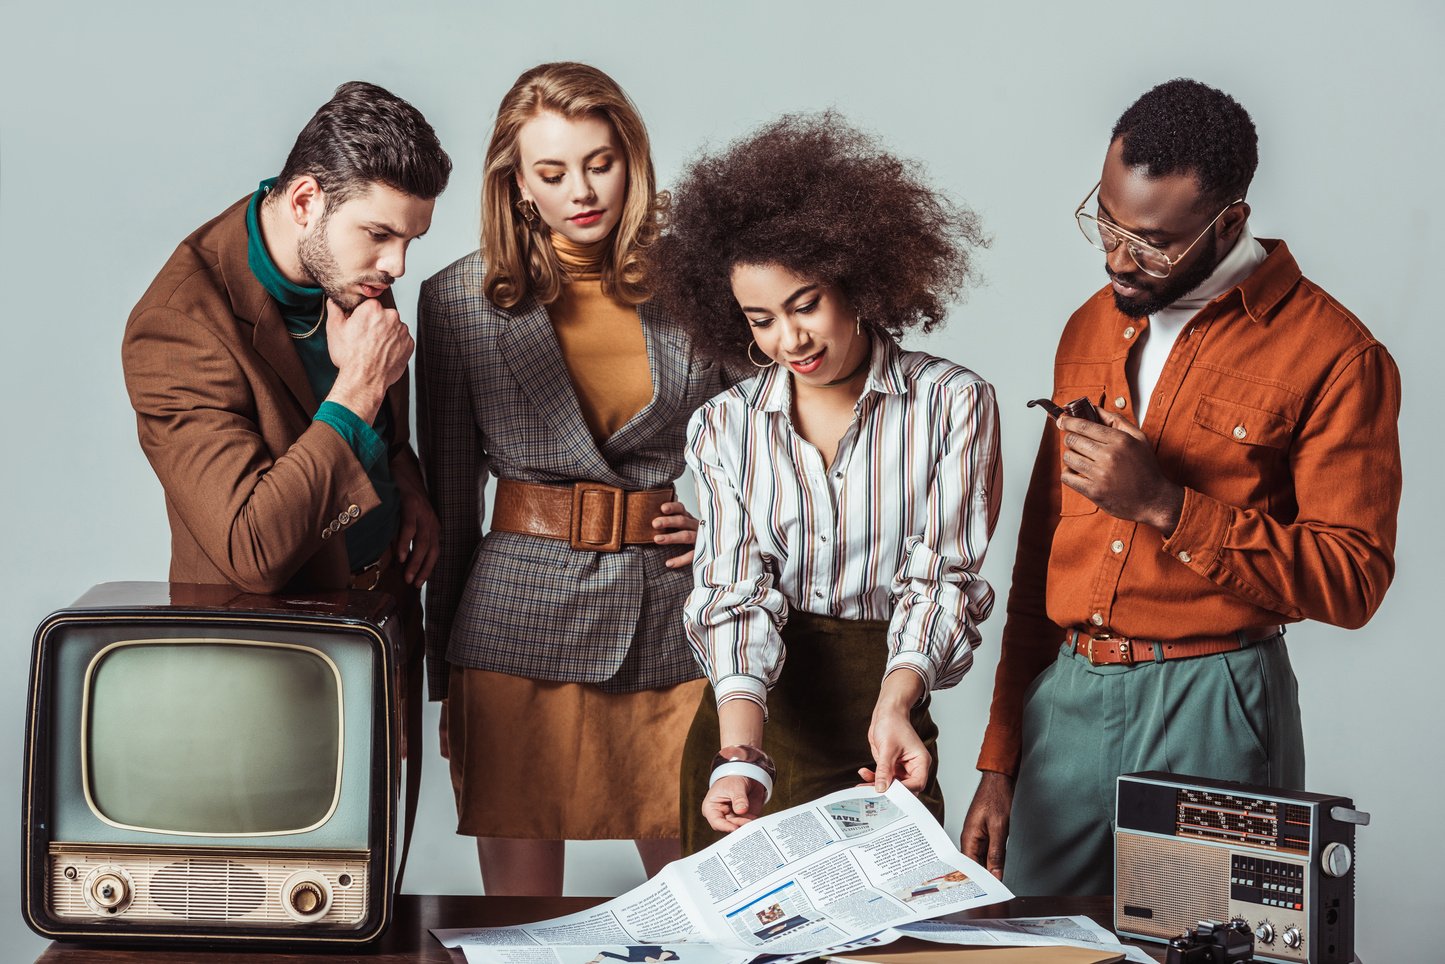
<box><xmin>1115</xmin><ymin>772</ymin><xmax>1367</xmax><ymax>964</ymax></box>
<box><xmin>22</xmin><ymin>582</ymin><xmax>402</xmax><ymax>949</ymax></box>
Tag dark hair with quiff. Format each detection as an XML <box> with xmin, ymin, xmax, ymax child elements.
<box><xmin>1112</xmin><ymin>78</ymin><xmax>1258</xmax><ymax>208</ymax></box>
<box><xmin>651</xmin><ymin>111</ymin><xmax>985</xmax><ymax>363</ymax></box>
<box><xmin>273</xmin><ymin>80</ymin><xmax>451</xmax><ymax>206</ymax></box>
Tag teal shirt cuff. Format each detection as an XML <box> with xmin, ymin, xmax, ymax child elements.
<box><xmin>314</xmin><ymin>401</ymin><xmax>387</xmax><ymax>471</ymax></box>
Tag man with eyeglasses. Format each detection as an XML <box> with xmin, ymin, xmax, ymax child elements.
<box><xmin>962</xmin><ymin>79</ymin><xmax>1401</xmax><ymax>895</ymax></box>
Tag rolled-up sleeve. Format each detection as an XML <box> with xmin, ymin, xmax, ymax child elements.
<box><xmin>887</xmin><ymin>380</ymin><xmax>1002</xmax><ymax>691</ymax></box>
<box><xmin>682</xmin><ymin>403</ymin><xmax>789</xmax><ymax>712</ymax></box>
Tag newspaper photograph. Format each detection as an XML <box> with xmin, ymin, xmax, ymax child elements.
<box><xmin>433</xmin><ymin>781</ymin><xmax>1013</xmax><ymax>958</ymax></box>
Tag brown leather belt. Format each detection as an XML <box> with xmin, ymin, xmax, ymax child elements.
<box><xmin>491</xmin><ymin>478</ymin><xmax>672</xmax><ymax>552</ymax></box>
<box><xmin>1066</xmin><ymin>626</ymin><xmax>1284</xmax><ymax>666</ymax></box>
<box><xmin>350</xmin><ymin>546</ymin><xmax>392</xmax><ymax>591</ymax></box>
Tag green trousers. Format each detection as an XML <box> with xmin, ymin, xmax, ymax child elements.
<box><xmin>680</xmin><ymin>610</ymin><xmax>945</xmax><ymax>855</ymax></box>
<box><xmin>1005</xmin><ymin>633</ymin><xmax>1304</xmax><ymax>896</ymax></box>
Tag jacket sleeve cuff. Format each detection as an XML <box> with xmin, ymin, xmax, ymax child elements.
<box><xmin>1161</xmin><ymin>486</ymin><xmax>1232</xmax><ymax>575</ymax></box>
<box><xmin>315</xmin><ymin>400</ymin><xmax>387</xmax><ymax>471</ymax></box>
<box><xmin>975</xmin><ymin>722</ymin><xmax>1022</xmax><ymax>777</ymax></box>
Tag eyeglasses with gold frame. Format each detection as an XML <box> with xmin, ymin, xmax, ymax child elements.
<box><xmin>1074</xmin><ymin>180</ymin><xmax>1242</xmax><ymax>278</ymax></box>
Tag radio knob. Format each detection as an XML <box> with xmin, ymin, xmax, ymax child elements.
<box><xmin>1254</xmin><ymin>921</ymin><xmax>1275</xmax><ymax>944</ymax></box>
<box><xmin>90</xmin><ymin>872</ymin><xmax>129</xmax><ymax>910</ymax></box>
<box><xmin>289</xmin><ymin>881</ymin><xmax>326</xmax><ymax>915</ymax></box>
<box><xmin>1322</xmin><ymin>841</ymin><xmax>1352</xmax><ymax>877</ymax></box>
<box><xmin>1283</xmin><ymin>925</ymin><xmax>1302</xmax><ymax>949</ymax></box>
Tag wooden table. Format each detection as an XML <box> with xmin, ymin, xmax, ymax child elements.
<box><xmin>29</xmin><ymin>894</ymin><xmax>1190</xmax><ymax>963</ymax></box>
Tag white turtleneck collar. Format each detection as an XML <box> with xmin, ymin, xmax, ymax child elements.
<box><xmin>1132</xmin><ymin>225</ymin><xmax>1267</xmax><ymax>425</ymax></box>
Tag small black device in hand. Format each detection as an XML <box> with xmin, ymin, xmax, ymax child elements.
<box><xmin>1164</xmin><ymin>918</ymin><xmax>1254</xmax><ymax>963</ymax></box>
<box><xmin>1027</xmin><ymin>395</ymin><xmax>1103</xmax><ymax>424</ymax></box>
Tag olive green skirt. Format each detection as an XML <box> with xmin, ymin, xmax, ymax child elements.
<box><xmin>680</xmin><ymin>610</ymin><xmax>944</xmax><ymax>855</ymax></box>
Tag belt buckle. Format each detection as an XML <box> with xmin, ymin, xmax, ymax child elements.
<box><xmin>1085</xmin><ymin>632</ymin><xmax>1132</xmax><ymax>666</ymax></box>
<box><xmin>571</xmin><ymin>482</ymin><xmax>625</xmax><ymax>552</ymax></box>
<box><xmin>352</xmin><ymin>557</ymin><xmax>384</xmax><ymax>592</ymax></box>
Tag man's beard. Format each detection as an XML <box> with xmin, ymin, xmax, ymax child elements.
<box><xmin>1110</xmin><ymin>231</ymin><xmax>1219</xmax><ymax>318</ymax></box>
<box><xmin>296</xmin><ymin>208</ymin><xmax>392</xmax><ymax>312</ymax></box>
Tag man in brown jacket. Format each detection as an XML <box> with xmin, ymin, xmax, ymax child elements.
<box><xmin>122</xmin><ymin>81</ymin><xmax>450</xmax><ymax>601</ymax></box>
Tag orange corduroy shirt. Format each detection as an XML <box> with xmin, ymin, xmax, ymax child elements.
<box><xmin>978</xmin><ymin>239</ymin><xmax>1402</xmax><ymax>776</ymax></box>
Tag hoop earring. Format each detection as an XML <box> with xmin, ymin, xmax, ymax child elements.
<box><xmin>516</xmin><ymin>197</ymin><xmax>541</xmax><ymax>228</ymax></box>
<box><xmin>747</xmin><ymin>343</ymin><xmax>776</xmax><ymax>368</ymax></box>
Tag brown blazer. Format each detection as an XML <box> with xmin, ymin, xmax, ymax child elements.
<box><xmin>122</xmin><ymin>195</ymin><xmax>411</xmax><ymax>593</ymax></box>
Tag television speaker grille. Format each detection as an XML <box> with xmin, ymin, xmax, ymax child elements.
<box><xmin>47</xmin><ymin>846</ymin><xmax>370</xmax><ymax>925</ymax></box>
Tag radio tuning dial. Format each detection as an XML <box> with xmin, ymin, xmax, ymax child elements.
<box><xmin>290</xmin><ymin>882</ymin><xmax>326</xmax><ymax>915</ymax></box>
<box><xmin>1283</xmin><ymin>925</ymin><xmax>1302</xmax><ymax>949</ymax></box>
<box><xmin>1254</xmin><ymin>921</ymin><xmax>1275</xmax><ymax>944</ymax></box>
<box><xmin>1322</xmin><ymin>841</ymin><xmax>1353</xmax><ymax>877</ymax></box>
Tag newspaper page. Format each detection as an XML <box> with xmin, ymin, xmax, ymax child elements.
<box><xmin>894</xmin><ymin>914</ymin><xmax>1155</xmax><ymax>963</ymax></box>
<box><xmin>434</xmin><ymin>781</ymin><xmax>1012</xmax><ymax>959</ymax></box>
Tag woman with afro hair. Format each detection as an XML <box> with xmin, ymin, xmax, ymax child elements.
<box><xmin>652</xmin><ymin>113</ymin><xmax>1003</xmax><ymax>850</ymax></box>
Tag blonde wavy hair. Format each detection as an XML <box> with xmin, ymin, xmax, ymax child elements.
<box><xmin>482</xmin><ymin>62</ymin><xmax>666</xmax><ymax>308</ymax></box>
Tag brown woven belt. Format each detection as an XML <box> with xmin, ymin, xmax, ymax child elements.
<box><xmin>1066</xmin><ymin>626</ymin><xmax>1284</xmax><ymax>666</ymax></box>
<box><xmin>491</xmin><ymin>478</ymin><xmax>673</xmax><ymax>552</ymax></box>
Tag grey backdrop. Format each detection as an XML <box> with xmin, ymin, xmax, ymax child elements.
<box><xmin>2</xmin><ymin>1</ymin><xmax>1439</xmax><ymax>960</ymax></box>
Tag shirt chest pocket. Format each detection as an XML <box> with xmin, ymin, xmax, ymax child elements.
<box><xmin>1184</xmin><ymin>394</ymin><xmax>1296</xmax><ymax>510</ymax></box>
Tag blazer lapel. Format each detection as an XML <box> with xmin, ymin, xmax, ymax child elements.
<box><xmin>215</xmin><ymin>196</ymin><xmax>318</xmax><ymax>414</ymax></box>
<box><xmin>602</xmin><ymin>301</ymin><xmax>687</xmax><ymax>459</ymax></box>
<box><xmin>252</xmin><ymin>303</ymin><xmax>319</xmax><ymax>414</ymax></box>
<box><xmin>498</xmin><ymin>298</ymin><xmax>624</xmax><ymax>484</ymax></box>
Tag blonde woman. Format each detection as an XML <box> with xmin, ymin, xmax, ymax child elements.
<box><xmin>417</xmin><ymin>63</ymin><xmax>732</xmax><ymax>894</ymax></box>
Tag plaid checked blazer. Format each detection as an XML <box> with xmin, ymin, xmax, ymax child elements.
<box><xmin>416</xmin><ymin>251</ymin><xmax>733</xmax><ymax>699</ymax></box>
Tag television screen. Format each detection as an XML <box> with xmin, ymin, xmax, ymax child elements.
<box><xmin>84</xmin><ymin>640</ymin><xmax>343</xmax><ymax>836</ymax></box>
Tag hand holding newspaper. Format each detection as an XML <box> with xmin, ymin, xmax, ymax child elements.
<box><xmin>433</xmin><ymin>782</ymin><xmax>1015</xmax><ymax>964</ymax></box>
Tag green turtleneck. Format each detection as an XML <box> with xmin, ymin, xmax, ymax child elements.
<box><xmin>246</xmin><ymin>179</ymin><xmax>400</xmax><ymax>570</ymax></box>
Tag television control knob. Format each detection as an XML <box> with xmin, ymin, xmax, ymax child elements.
<box><xmin>91</xmin><ymin>873</ymin><xmax>128</xmax><ymax>909</ymax></box>
<box><xmin>1254</xmin><ymin>921</ymin><xmax>1275</xmax><ymax>944</ymax></box>
<box><xmin>1283</xmin><ymin>926</ymin><xmax>1302</xmax><ymax>949</ymax></box>
<box><xmin>1322</xmin><ymin>841</ymin><xmax>1353</xmax><ymax>877</ymax></box>
<box><xmin>289</xmin><ymin>881</ymin><xmax>326</xmax><ymax>915</ymax></box>
<box><xmin>83</xmin><ymin>865</ymin><xmax>134</xmax><ymax>914</ymax></box>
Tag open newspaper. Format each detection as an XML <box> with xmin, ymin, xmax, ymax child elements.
<box><xmin>433</xmin><ymin>782</ymin><xmax>1014</xmax><ymax>964</ymax></box>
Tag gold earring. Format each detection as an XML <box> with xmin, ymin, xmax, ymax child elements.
<box><xmin>516</xmin><ymin>197</ymin><xmax>541</xmax><ymax>228</ymax></box>
<box><xmin>747</xmin><ymin>343</ymin><xmax>776</xmax><ymax>368</ymax></box>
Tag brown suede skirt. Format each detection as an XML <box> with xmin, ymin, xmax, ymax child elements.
<box><xmin>448</xmin><ymin>666</ymin><xmax>706</xmax><ymax>840</ymax></box>
<box><xmin>679</xmin><ymin>610</ymin><xmax>944</xmax><ymax>855</ymax></box>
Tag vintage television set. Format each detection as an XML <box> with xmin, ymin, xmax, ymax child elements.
<box><xmin>22</xmin><ymin>582</ymin><xmax>404</xmax><ymax>948</ymax></box>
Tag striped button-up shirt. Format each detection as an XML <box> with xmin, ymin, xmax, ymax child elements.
<box><xmin>684</xmin><ymin>336</ymin><xmax>1002</xmax><ymax>709</ymax></box>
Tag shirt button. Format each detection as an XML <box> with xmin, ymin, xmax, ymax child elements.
<box><xmin>814</xmin><ymin>589</ymin><xmax>825</xmax><ymax>599</ymax></box>
<box><xmin>1178</xmin><ymin>550</ymin><xmax>1193</xmax><ymax>563</ymax></box>
<box><xmin>1111</xmin><ymin>539</ymin><xmax>1124</xmax><ymax>553</ymax></box>
<box><xmin>1090</xmin><ymin>612</ymin><xmax>1104</xmax><ymax>626</ymax></box>
<box><xmin>1123</xmin><ymin>326</ymin><xmax>1136</xmax><ymax>339</ymax></box>
<box><xmin>1113</xmin><ymin>396</ymin><xmax>1126</xmax><ymax>409</ymax></box>
<box><xmin>819</xmin><ymin>535</ymin><xmax>828</xmax><ymax>543</ymax></box>
<box><xmin>1232</xmin><ymin>425</ymin><xmax>1248</xmax><ymax>440</ymax></box>
<box><xmin>834</xmin><ymin>471</ymin><xmax>843</xmax><ymax>479</ymax></box>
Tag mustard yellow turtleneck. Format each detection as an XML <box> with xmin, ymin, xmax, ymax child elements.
<box><xmin>548</xmin><ymin>233</ymin><xmax>653</xmax><ymax>440</ymax></box>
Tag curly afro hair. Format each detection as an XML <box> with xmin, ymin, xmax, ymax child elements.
<box><xmin>1112</xmin><ymin>79</ymin><xmax>1258</xmax><ymax>209</ymax></box>
<box><xmin>651</xmin><ymin>112</ymin><xmax>986</xmax><ymax>363</ymax></box>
